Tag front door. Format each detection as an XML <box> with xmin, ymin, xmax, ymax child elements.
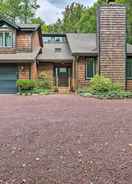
<box><xmin>55</xmin><ymin>67</ymin><xmax>71</xmax><ymax>87</ymax></box>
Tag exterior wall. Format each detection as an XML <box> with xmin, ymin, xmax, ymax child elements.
<box><xmin>18</xmin><ymin>62</ymin><xmax>38</xmax><ymax>80</ymax></box>
<box><xmin>18</xmin><ymin>64</ymin><xmax>31</xmax><ymax>80</ymax></box>
<box><xmin>76</xmin><ymin>56</ymin><xmax>98</xmax><ymax>87</ymax></box>
<box><xmin>126</xmin><ymin>80</ymin><xmax>132</xmax><ymax>91</ymax></box>
<box><xmin>38</xmin><ymin>63</ymin><xmax>54</xmax><ymax>85</ymax></box>
<box><xmin>77</xmin><ymin>57</ymin><xmax>90</xmax><ymax>87</ymax></box>
<box><xmin>32</xmin><ymin>31</ymin><xmax>41</xmax><ymax>49</ymax></box>
<box><xmin>98</xmin><ymin>5</ymin><xmax>126</xmax><ymax>88</ymax></box>
<box><xmin>16</xmin><ymin>31</ymin><xmax>32</xmax><ymax>52</ymax></box>
<box><xmin>31</xmin><ymin>62</ymin><xmax>38</xmax><ymax>79</ymax></box>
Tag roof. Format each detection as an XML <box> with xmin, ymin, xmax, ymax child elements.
<box><xmin>0</xmin><ymin>18</ymin><xmax>40</xmax><ymax>32</ymax></box>
<box><xmin>0</xmin><ymin>48</ymin><xmax>41</xmax><ymax>63</ymax></box>
<box><xmin>66</xmin><ymin>33</ymin><xmax>97</xmax><ymax>56</ymax></box>
<box><xmin>0</xmin><ymin>17</ymin><xmax>19</xmax><ymax>29</ymax></box>
<box><xmin>66</xmin><ymin>33</ymin><xmax>132</xmax><ymax>56</ymax></box>
<box><xmin>38</xmin><ymin>43</ymin><xmax>73</xmax><ymax>62</ymax></box>
<box><xmin>19</xmin><ymin>24</ymin><xmax>40</xmax><ymax>31</ymax></box>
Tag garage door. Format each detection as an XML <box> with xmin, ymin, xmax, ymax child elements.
<box><xmin>0</xmin><ymin>64</ymin><xmax>17</xmax><ymax>93</ymax></box>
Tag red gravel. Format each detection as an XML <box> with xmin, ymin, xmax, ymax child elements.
<box><xmin>0</xmin><ymin>95</ymin><xmax>132</xmax><ymax>184</ymax></box>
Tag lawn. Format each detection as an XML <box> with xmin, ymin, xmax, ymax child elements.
<box><xmin>0</xmin><ymin>95</ymin><xmax>132</xmax><ymax>184</ymax></box>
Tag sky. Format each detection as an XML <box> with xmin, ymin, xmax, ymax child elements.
<box><xmin>36</xmin><ymin>0</ymin><xmax>96</xmax><ymax>24</ymax></box>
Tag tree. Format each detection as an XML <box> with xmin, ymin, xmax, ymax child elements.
<box><xmin>0</xmin><ymin>0</ymin><xmax>40</xmax><ymax>23</ymax></box>
<box><xmin>31</xmin><ymin>17</ymin><xmax>49</xmax><ymax>32</ymax></box>
<box><xmin>46</xmin><ymin>0</ymin><xmax>132</xmax><ymax>44</ymax></box>
<box><xmin>62</xmin><ymin>3</ymin><xmax>85</xmax><ymax>32</ymax></box>
<box><xmin>21</xmin><ymin>0</ymin><xmax>40</xmax><ymax>23</ymax></box>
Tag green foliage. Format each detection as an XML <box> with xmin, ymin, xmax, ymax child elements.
<box><xmin>32</xmin><ymin>88</ymin><xmax>49</xmax><ymax>95</ymax></box>
<box><xmin>35</xmin><ymin>74</ymin><xmax>52</xmax><ymax>89</ymax></box>
<box><xmin>88</xmin><ymin>74</ymin><xmax>121</xmax><ymax>93</ymax></box>
<box><xmin>0</xmin><ymin>0</ymin><xmax>40</xmax><ymax>23</ymax></box>
<box><xmin>16</xmin><ymin>78</ymin><xmax>54</xmax><ymax>95</ymax></box>
<box><xmin>16</xmin><ymin>80</ymin><xmax>35</xmax><ymax>91</ymax></box>
<box><xmin>35</xmin><ymin>80</ymin><xmax>51</xmax><ymax>89</ymax></box>
<box><xmin>46</xmin><ymin>0</ymin><xmax>132</xmax><ymax>44</ymax></box>
<box><xmin>31</xmin><ymin>17</ymin><xmax>49</xmax><ymax>33</ymax></box>
<box><xmin>79</xmin><ymin>75</ymin><xmax>132</xmax><ymax>99</ymax></box>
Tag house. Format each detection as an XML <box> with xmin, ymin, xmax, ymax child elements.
<box><xmin>0</xmin><ymin>4</ymin><xmax>132</xmax><ymax>93</ymax></box>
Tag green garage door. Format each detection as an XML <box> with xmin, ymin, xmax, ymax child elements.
<box><xmin>0</xmin><ymin>64</ymin><xmax>17</xmax><ymax>93</ymax></box>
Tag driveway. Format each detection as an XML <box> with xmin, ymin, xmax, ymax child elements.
<box><xmin>0</xmin><ymin>95</ymin><xmax>132</xmax><ymax>184</ymax></box>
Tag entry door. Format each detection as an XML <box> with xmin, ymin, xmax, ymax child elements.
<box><xmin>0</xmin><ymin>64</ymin><xmax>17</xmax><ymax>93</ymax></box>
<box><xmin>57</xmin><ymin>67</ymin><xmax>69</xmax><ymax>87</ymax></box>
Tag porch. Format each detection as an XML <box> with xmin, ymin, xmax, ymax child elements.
<box><xmin>38</xmin><ymin>61</ymin><xmax>76</xmax><ymax>92</ymax></box>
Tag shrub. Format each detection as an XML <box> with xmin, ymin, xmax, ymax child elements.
<box><xmin>78</xmin><ymin>75</ymin><xmax>132</xmax><ymax>99</ymax></box>
<box><xmin>16</xmin><ymin>80</ymin><xmax>35</xmax><ymax>91</ymax></box>
<box><xmin>32</xmin><ymin>88</ymin><xmax>49</xmax><ymax>95</ymax></box>
<box><xmin>88</xmin><ymin>74</ymin><xmax>121</xmax><ymax>93</ymax></box>
<box><xmin>36</xmin><ymin>74</ymin><xmax>52</xmax><ymax>89</ymax></box>
<box><xmin>35</xmin><ymin>79</ymin><xmax>51</xmax><ymax>89</ymax></box>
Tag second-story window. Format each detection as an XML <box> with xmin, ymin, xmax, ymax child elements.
<box><xmin>0</xmin><ymin>32</ymin><xmax>13</xmax><ymax>48</ymax></box>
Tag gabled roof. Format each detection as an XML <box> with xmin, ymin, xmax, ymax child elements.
<box><xmin>0</xmin><ymin>17</ymin><xmax>19</xmax><ymax>29</ymax></box>
<box><xmin>66</xmin><ymin>33</ymin><xmax>97</xmax><ymax>56</ymax></box>
<box><xmin>0</xmin><ymin>17</ymin><xmax>40</xmax><ymax>32</ymax></box>
<box><xmin>38</xmin><ymin>43</ymin><xmax>73</xmax><ymax>62</ymax></box>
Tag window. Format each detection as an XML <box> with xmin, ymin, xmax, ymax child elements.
<box><xmin>43</xmin><ymin>36</ymin><xmax>65</xmax><ymax>43</ymax></box>
<box><xmin>86</xmin><ymin>57</ymin><xmax>96</xmax><ymax>79</ymax></box>
<box><xmin>0</xmin><ymin>32</ymin><xmax>13</xmax><ymax>48</ymax></box>
<box><xmin>55</xmin><ymin>48</ymin><xmax>62</xmax><ymax>53</ymax></box>
<box><xmin>0</xmin><ymin>33</ymin><xmax>3</xmax><ymax>47</ymax></box>
<box><xmin>126</xmin><ymin>58</ymin><xmax>132</xmax><ymax>79</ymax></box>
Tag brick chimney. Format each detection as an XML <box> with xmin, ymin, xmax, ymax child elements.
<box><xmin>97</xmin><ymin>4</ymin><xmax>127</xmax><ymax>88</ymax></box>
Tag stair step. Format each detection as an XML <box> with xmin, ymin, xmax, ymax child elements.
<box><xmin>58</xmin><ymin>87</ymin><xmax>70</xmax><ymax>94</ymax></box>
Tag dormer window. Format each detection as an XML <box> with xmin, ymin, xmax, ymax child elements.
<box><xmin>0</xmin><ymin>32</ymin><xmax>14</xmax><ymax>48</ymax></box>
<box><xmin>55</xmin><ymin>48</ymin><xmax>62</xmax><ymax>53</ymax></box>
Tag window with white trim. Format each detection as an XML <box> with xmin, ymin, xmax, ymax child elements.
<box><xmin>0</xmin><ymin>32</ymin><xmax>13</xmax><ymax>48</ymax></box>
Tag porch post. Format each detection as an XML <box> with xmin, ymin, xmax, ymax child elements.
<box><xmin>72</xmin><ymin>57</ymin><xmax>77</xmax><ymax>91</ymax></box>
<box><xmin>55</xmin><ymin>67</ymin><xmax>59</xmax><ymax>88</ymax></box>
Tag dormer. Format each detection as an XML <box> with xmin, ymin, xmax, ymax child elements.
<box><xmin>0</xmin><ymin>18</ymin><xmax>18</xmax><ymax>54</ymax></box>
<box><xmin>0</xmin><ymin>17</ymin><xmax>43</xmax><ymax>54</ymax></box>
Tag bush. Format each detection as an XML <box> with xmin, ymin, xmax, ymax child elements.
<box><xmin>35</xmin><ymin>79</ymin><xmax>51</xmax><ymax>89</ymax></box>
<box><xmin>32</xmin><ymin>88</ymin><xmax>49</xmax><ymax>95</ymax></box>
<box><xmin>36</xmin><ymin>74</ymin><xmax>52</xmax><ymax>89</ymax></box>
<box><xmin>16</xmin><ymin>80</ymin><xmax>35</xmax><ymax>91</ymax></box>
<box><xmin>78</xmin><ymin>75</ymin><xmax>132</xmax><ymax>99</ymax></box>
<box><xmin>88</xmin><ymin>74</ymin><xmax>121</xmax><ymax>93</ymax></box>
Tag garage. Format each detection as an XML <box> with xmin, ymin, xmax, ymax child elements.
<box><xmin>0</xmin><ymin>64</ymin><xmax>17</xmax><ymax>93</ymax></box>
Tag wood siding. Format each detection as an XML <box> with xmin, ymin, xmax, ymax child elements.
<box><xmin>18</xmin><ymin>64</ymin><xmax>31</xmax><ymax>80</ymax></box>
<box><xmin>98</xmin><ymin>5</ymin><xmax>126</xmax><ymax>88</ymax></box>
<box><xmin>16</xmin><ymin>32</ymin><xmax>32</xmax><ymax>52</ymax></box>
<box><xmin>126</xmin><ymin>80</ymin><xmax>132</xmax><ymax>91</ymax></box>
<box><xmin>38</xmin><ymin>63</ymin><xmax>54</xmax><ymax>85</ymax></box>
<box><xmin>76</xmin><ymin>57</ymin><xmax>98</xmax><ymax>87</ymax></box>
<box><xmin>32</xmin><ymin>31</ymin><xmax>41</xmax><ymax>49</ymax></box>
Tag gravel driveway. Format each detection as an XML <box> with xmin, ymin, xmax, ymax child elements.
<box><xmin>0</xmin><ymin>95</ymin><xmax>132</xmax><ymax>184</ymax></box>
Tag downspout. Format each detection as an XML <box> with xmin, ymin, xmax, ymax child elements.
<box><xmin>125</xmin><ymin>7</ymin><xmax>128</xmax><ymax>90</ymax></box>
